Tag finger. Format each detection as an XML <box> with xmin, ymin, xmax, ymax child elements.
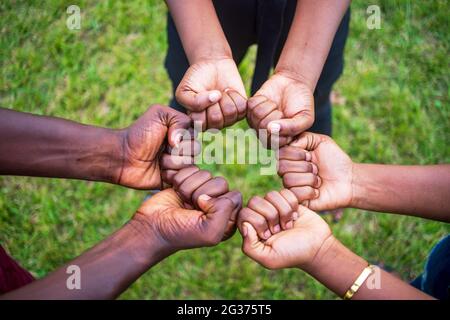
<box><xmin>177</xmin><ymin>170</ymin><xmax>213</xmax><ymax>203</ymax></box>
<box><xmin>197</xmin><ymin>194</ymin><xmax>235</xmax><ymax>243</ymax></box>
<box><xmin>169</xmin><ymin>139</ymin><xmax>201</xmax><ymax>157</ymax></box>
<box><xmin>160</xmin><ymin>153</ymin><xmax>194</xmax><ymax>170</ymax></box>
<box><xmin>219</xmin><ymin>190</ymin><xmax>243</xmax><ymax>240</ymax></box>
<box><xmin>206</xmin><ymin>103</ymin><xmax>224</xmax><ymax>129</ymax></box>
<box><xmin>241</xmin><ymin>222</ymin><xmax>270</xmax><ymax>266</ymax></box>
<box><xmin>238</xmin><ymin>207</ymin><xmax>271</xmax><ymax>240</ymax></box>
<box><xmin>267</xmin><ymin>112</ymin><xmax>314</xmax><ymax>137</ymax></box>
<box><xmin>289</xmin><ymin>131</ymin><xmax>328</xmax><ymax>151</ymax></box>
<box><xmin>280</xmin><ymin>188</ymin><xmax>299</xmax><ymax>212</ymax></box>
<box><xmin>161</xmin><ymin>169</ymin><xmax>177</xmax><ymax>185</ymax></box>
<box><xmin>283</xmin><ymin>172</ymin><xmax>320</xmax><ymax>188</ymax></box>
<box><xmin>227</xmin><ymin>90</ymin><xmax>247</xmax><ymax>120</ymax></box>
<box><xmin>192</xmin><ymin>177</ymin><xmax>229</xmax><ymax>204</ymax></box>
<box><xmin>247</xmin><ymin>95</ymin><xmax>269</xmax><ymax>111</ymax></box>
<box><xmin>219</xmin><ymin>92</ymin><xmax>238</xmax><ymax>127</ymax></box>
<box><xmin>249</xmin><ymin>100</ymin><xmax>277</xmax><ymax>130</ymax></box>
<box><xmin>163</xmin><ymin>108</ymin><xmax>193</xmax><ymax>149</ymax></box>
<box><xmin>247</xmin><ymin>196</ymin><xmax>279</xmax><ymax>235</ymax></box>
<box><xmin>172</xmin><ymin>166</ymin><xmax>200</xmax><ymax>189</ymax></box>
<box><xmin>190</xmin><ymin>111</ymin><xmax>207</xmax><ymax>131</ymax></box>
<box><xmin>176</xmin><ymin>89</ymin><xmax>222</xmax><ymax>112</ymax></box>
<box><xmin>277</xmin><ymin>146</ymin><xmax>311</xmax><ymax>161</ymax></box>
<box><xmin>258</xmin><ymin>109</ymin><xmax>282</xmax><ymax>131</ymax></box>
<box><xmin>264</xmin><ymin>191</ymin><xmax>294</xmax><ymax>230</ymax></box>
<box><xmin>290</xmin><ymin>186</ymin><xmax>319</xmax><ymax>204</ymax></box>
<box><xmin>278</xmin><ymin>160</ymin><xmax>317</xmax><ymax>176</ymax></box>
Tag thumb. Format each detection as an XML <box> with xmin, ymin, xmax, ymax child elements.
<box><xmin>176</xmin><ymin>89</ymin><xmax>222</xmax><ymax>112</ymax></box>
<box><xmin>267</xmin><ymin>113</ymin><xmax>314</xmax><ymax>137</ymax></box>
<box><xmin>241</xmin><ymin>222</ymin><xmax>265</xmax><ymax>260</ymax></box>
<box><xmin>288</xmin><ymin>132</ymin><xmax>327</xmax><ymax>151</ymax></box>
<box><xmin>197</xmin><ymin>194</ymin><xmax>234</xmax><ymax>233</ymax></box>
<box><xmin>166</xmin><ymin>110</ymin><xmax>193</xmax><ymax>148</ymax></box>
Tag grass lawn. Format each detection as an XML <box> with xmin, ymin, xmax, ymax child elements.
<box><xmin>0</xmin><ymin>0</ymin><xmax>449</xmax><ymax>299</ymax></box>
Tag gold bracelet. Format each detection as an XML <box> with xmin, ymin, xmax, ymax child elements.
<box><xmin>343</xmin><ymin>265</ymin><xmax>375</xmax><ymax>300</ymax></box>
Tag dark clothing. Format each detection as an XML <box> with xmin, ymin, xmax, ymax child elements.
<box><xmin>0</xmin><ymin>245</ymin><xmax>34</xmax><ymax>294</ymax></box>
<box><xmin>411</xmin><ymin>235</ymin><xmax>450</xmax><ymax>300</ymax></box>
<box><xmin>164</xmin><ymin>0</ymin><xmax>351</xmax><ymax>135</ymax></box>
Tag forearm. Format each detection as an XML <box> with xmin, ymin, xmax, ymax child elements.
<box><xmin>275</xmin><ymin>0</ymin><xmax>350</xmax><ymax>90</ymax></box>
<box><xmin>351</xmin><ymin>164</ymin><xmax>450</xmax><ymax>222</ymax></box>
<box><xmin>1</xmin><ymin>215</ymin><xmax>172</xmax><ymax>299</ymax></box>
<box><xmin>304</xmin><ymin>237</ymin><xmax>433</xmax><ymax>300</ymax></box>
<box><xmin>0</xmin><ymin>108</ymin><xmax>123</xmax><ymax>183</ymax></box>
<box><xmin>165</xmin><ymin>0</ymin><xmax>232</xmax><ymax>63</ymax></box>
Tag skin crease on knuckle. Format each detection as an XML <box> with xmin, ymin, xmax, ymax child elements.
<box><xmin>172</xmin><ymin>166</ymin><xmax>200</xmax><ymax>189</ymax></box>
<box><xmin>227</xmin><ymin>91</ymin><xmax>246</xmax><ymax>119</ymax></box>
<box><xmin>290</xmin><ymin>186</ymin><xmax>317</xmax><ymax>203</ymax></box>
<box><xmin>192</xmin><ymin>177</ymin><xmax>229</xmax><ymax>204</ymax></box>
<box><xmin>239</xmin><ymin>208</ymin><xmax>268</xmax><ymax>238</ymax></box>
<box><xmin>178</xmin><ymin>170</ymin><xmax>212</xmax><ymax>201</ymax></box>
<box><xmin>251</xmin><ymin>198</ymin><xmax>279</xmax><ymax>231</ymax></box>
<box><xmin>283</xmin><ymin>172</ymin><xmax>316</xmax><ymax>188</ymax></box>
<box><xmin>265</xmin><ymin>191</ymin><xmax>293</xmax><ymax>228</ymax></box>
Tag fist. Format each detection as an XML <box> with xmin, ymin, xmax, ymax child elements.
<box><xmin>238</xmin><ymin>190</ymin><xmax>332</xmax><ymax>270</ymax></box>
<box><xmin>176</xmin><ymin>58</ymin><xmax>247</xmax><ymax>130</ymax></box>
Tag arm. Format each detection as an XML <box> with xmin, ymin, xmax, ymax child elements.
<box><xmin>2</xmin><ymin>171</ymin><xmax>242</xmax><ymax>299</ymax></box>
<box><xmin>275</xmin><ymin>0</ymin><xmax>351</xmax><ymax>90</ymax></box>
<box><xmin>0</xmin><ymin>105</ymin><xmax>192</xmax><ymax>189</ymax></box>
<box><xmin>1</xmin><ymin>216</ymin><xmax>172</xmax><ymax>299</ymax></box>
<box><xmin>165</xmin><ymin>0</ymin><xmax>247</xmax><ymax>130</ymax></box>
<box><xmin>0</xmin><ymin>108</ymin><xmax>121</xmax><ymax>183</ymax></box>
<box><xmin>239</xmin><ymin>195</ymin><xmax>433</xmax><ymax>300</ymax></box>
<box><xmin>351</xmin><ymin>164</ymin><xmax>450</xmax><ymax>222</ymax></box>
<box><xmin>305</xmin><ymin>235</ymin><xmax>433</xmax><ymax>300</ymax></box>
<box><xmin>165</xmin><ymin>0</ymin><xmax>231</xmax><ymax>64</ymax></box>
<box><xmin>247</xmin><ymin>1</ymin><xmax>350</xmax><ymax>143</ymax></box>
<box><xmin>279</xmin><ymin>132</ymin><xmax>450</xmax><ymax>222</ymax></box>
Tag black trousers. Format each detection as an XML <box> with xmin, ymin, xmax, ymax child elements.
<box><xmin>164</xmin><ymin>0</ymin><xmax>350</xmax><ymax>136</ymax></box>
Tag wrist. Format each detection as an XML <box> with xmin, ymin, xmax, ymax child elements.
<box><xmin>272</xmin><ymin>68</ymin><xmax>315</xmax><ymax>92</ymax></box>
<box><xmin>189</xmin><ymin>44</ymin><xmax>232</xmax><ymax>65</ymax></box>
<box><xmin>83</xmin><ymin>127</ymin><xmax>124</xmax><ymax>184</ymax></box>
<box><xmin>350</xmin><ymin>163</ymin><xmax>368</xmax><ymax>209</ymax></box>
<box><xmin>302</xmin><ymin>236</ymin><xmax>369</xmax><ymax>297</ymax></box>
<box><xmin>126</xmin><ymin>213</ymin><xmax>176</xmax><ymax>267</ymax></box>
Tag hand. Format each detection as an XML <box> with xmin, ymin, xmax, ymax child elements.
<box><xmin>238</xmin><ymin>191</ymin><xmax>332</xmax><ymax>270</ymax></box>
<box><xmin>176</xmin><ymin>58</ymin><xmax>247</xmax><ymax>130</ymax></box>
<box><xmin>135</xmin><ymin>176</ymin><xmax>242</xmax><ymax>250</ymax></box>
<box><xmin>115</xmin><ymin>105</ymin><xmax>197</xmax><ymax>190</ymax></box>
<box><xmin>247</xmin><ymin>72</ymin><xmax>314</xmax><ymax>147</ymax></box>
<box><xmin>279</xmin><ymin>132</ymin><xmax>354</xmax><ymax>211</ymax></box>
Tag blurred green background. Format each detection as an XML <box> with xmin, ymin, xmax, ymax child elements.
<box><xmin>0</xmin><ymin>0</ymin><xmax>449</xmax><ymax>299</ymax></box>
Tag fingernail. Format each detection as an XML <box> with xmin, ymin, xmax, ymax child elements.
<box><xmin>174</xmin><ymin>134</ymin><xmax>182</xmax><ymax>148</ymax></box>
<box><xmin>224</xmin><ymin>88</ymin><xmax>231</xmax><ymax>93</ymax></box>
<box><xmin>314</xmin><ymin>189</ymin><xmax>320</xmax><ymax>198</ymax></box>
<box><xmin>312</xmin><ymin>164</ymin><xmax>318</xmax><ymax>175</ymax></box>
<box><xmin>306</xmin><ymin>152</ymin><xmax>312</xmax><ymax>161</ymax></box>
<box><xmin>199</xmin><ymin>194</ymin><xmax>211</xmax><ymax>201</ymax></box>
<box><xmin>263</xmin><ymin>229</ymin><xmax>271</xmax><ymax>239</ymax></box>
<box><xmin>293</xmin><ymin>212</ymin><xmax>299</xmax><ymax>220</ymax></box>
<box><xmin>286</xmin><ymin>220</ymin><xmax>293</xmax><ymax>229</ymax></box>
<box><xmin>208</xmin><ymin>91</ymin><xmax>220</xmax><ymax>102</ymax></box>
<box><xmin>242</xmin><ymin>224</ymin><xmax>248</xmax><ymax>237</ymax></box>
<box><xmin>274</xmin><ymin>224</ymin><xmax>281</xmax><ymax>233</ymax></box>
<box><xmin>268</xmin><ymin>122</ymin><xmax>281</xmax><ymax>134</ymax></box>
<box><xmin>316</xmin><ymin>176</ymin><xmax>322</xmax><ymax>187</ymax></box>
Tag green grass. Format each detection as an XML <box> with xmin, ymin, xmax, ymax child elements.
<box><xmin>0</xmin><ymin>0</ymin><xmax>449</xmax><ymax>299</ymax></box>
